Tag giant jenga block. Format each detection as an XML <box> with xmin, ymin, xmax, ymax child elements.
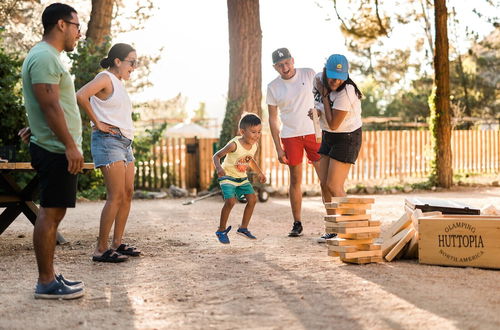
<box><xmin>324</xmin><ymin>197</ymin><xmax>382</xmax><ymax>264</ymax></box>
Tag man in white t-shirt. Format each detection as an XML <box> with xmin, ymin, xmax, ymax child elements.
<box><xmin>266</xmin><ymin>48</ymin><xmax>321</xmax><ymax>237</ymax></box>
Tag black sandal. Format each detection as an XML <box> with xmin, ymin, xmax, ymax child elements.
<box><xmin>116</xmin><ymin>244</ymin><xmax>141</xmax><ymax>256</ymax></box>
<box><xmin>92</xmin><ymin>249</ymin><xmax>128</xmax><ymax>263</ymax></box>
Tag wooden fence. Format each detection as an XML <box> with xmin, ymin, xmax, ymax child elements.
<box><xmin>135</xmin><ymin>130</ymin><xmax>500</xmax><ymax>191</ymax></box>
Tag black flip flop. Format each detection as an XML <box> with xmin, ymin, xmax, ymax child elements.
<box><xmin>92</xmin><ymin>249</ymin><xmax>128</xmax><ymax>263</ymax></box>
<box><xmin>116</xmin><ymin>244</ymin><xmax>141</xmax><ymax>256</ymax></box>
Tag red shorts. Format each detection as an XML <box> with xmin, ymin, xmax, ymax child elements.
<box><xmin>281</xmin><ymin>134</ymin><xmax>321</xmax><ymax>166</ymax></box>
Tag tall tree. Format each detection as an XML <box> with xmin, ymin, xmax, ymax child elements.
<box><xmin>86</xmin><ymin>0</ymin><xmax>114</xmax><ymax>46</ymax></box>
<box><xmin>218</xmin><ymin>0</ymin><xmax>262</xmax><ymax>148</ymax></box>
<box><xmin>430</xmin><ymin>0</ymin><xmax>452</xmax><ymax>187</ymax></box>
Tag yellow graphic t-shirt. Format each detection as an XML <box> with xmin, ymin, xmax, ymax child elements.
<box><xmin>221</xmin><ymin>136</ymin><xmax>258</xmax><ymax>179</ymax></box>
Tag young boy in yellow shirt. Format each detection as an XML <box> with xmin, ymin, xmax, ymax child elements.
<box><xmin>213</xmin><ymin>113</ymin><xmax>266</xmax><ymax>244</ymax></box>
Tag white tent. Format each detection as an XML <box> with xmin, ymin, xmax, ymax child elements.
<box><xmin>165</xmin><ymin>122</ymin><xmax>217</xmax><ymax>138</ymax></box>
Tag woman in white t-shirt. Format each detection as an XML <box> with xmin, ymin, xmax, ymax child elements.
<box><xmin>76</xmin><ymin>43</ymin><xmax>140</xmax><ymax>262</ymax></box>
<box><xmin>310</xmin><ymin>54</ymin><xmax>363</xmax><ymax>241</ymax></box>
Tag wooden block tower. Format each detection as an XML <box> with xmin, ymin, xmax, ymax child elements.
<box><xmin>324</xmin><ymin>197</ymin><xmax>382</xmax><ymax>264</ymax></box>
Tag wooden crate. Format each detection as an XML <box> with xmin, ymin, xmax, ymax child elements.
<box><xmin>418</xmin><ymin>215</ymin><xmax>500</xmax><ymax>269</ymax></box>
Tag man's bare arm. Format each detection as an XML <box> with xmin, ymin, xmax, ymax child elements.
<box><xmin>32</xmin><ymin>83</ymin><xmax>83</xmax><ymax>174</ymax></box>
<box><xmin>268</xmin><ymin>105</ymin><xmax>288</xmax><ymax>164</ymax></box>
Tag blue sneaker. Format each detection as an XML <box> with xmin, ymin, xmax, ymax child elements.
<box><xmin>237</xmin><ymin>227</ymin><xmax>257</xmax><ymax>239</ymax></box>
<box><xmin>34</xmin><ymin>279</ymin><xmax>84</xmax><ymax>300</ymax></box>
<box><xmin>56</xmin><ymin>274</ymin><xmax>84</xmax><ymax>289</ymax></box>
<box><xmin>215</xmin><ymin>226</ymin><xmax>232</xmax><ymax>244</ymax></box>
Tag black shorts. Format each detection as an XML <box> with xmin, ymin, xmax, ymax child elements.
<box><xmin>318</xmin><ymin>127</ymin><xmax>362</xmax><ymax>164</ymax></box>
<box><xmin>29</xmin><ymin>143</ymin><xmax>78</xmax><ymax>208</ymax></box>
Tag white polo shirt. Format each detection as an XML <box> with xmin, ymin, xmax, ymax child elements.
<box><xmin>266</xmin><ymin>68</ymin><xmax>316</xmax><ymax>138</ymax></box>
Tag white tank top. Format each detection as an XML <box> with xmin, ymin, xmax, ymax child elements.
<box><xmin>90</xmin><ymin>71</ymin><xmax>134</xmax><ymax>140</ymax></box>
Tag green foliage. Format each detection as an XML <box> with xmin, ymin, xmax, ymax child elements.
<box><xmin>133</xmin><ymin>122</ymin><xmax>167</xmax><ymax>163</ymax></box>
<box><xmin>208</xmin><ymin>97</ymin><xmax>244</xmax><ymax>190</ymax></box>
<box><xmin>385</xmin><ymin>76</ymin><xmax>433</xmax><ymax>122</ymax></box>
<box><xmin>449</xmin><ymin>27</ymin><xmax>500</xmax><ymax>125</ymax></box>
<box><xmin>217</xmin><ymin>97</ymin><xmax>244</xmax><ymax>150</ymax></box>
<box><xmin>77</xmin><ymin>173</ymin><xmax>107</xmax><ymax>200</ymax></box>
<box><xmin>0</xmin><ymin>40</ymin><xmax>28</xmax><ymax>158</ymax></box>
<box><xmin>427</xmin><ymin>85</ymin><xmax>438</xmax><ymax>186</ymax></box>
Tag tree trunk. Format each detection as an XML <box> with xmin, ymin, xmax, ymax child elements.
<box><xmin>432</xmin><ymin>0</ymin><xmax>453</xmax><ymax>187</ymax></box>
<box><xmin>209</xmin><ymin>0</ymin><xmax>262</xmax><ymax>189</ymax></box>
<box><xmin>223</xmin><ymin>0</ymin><xmax>262</xmax><ymax>139</ymax></box>
<box><xmin>86</xmin><ymin>0</ymin><xmax>114</xmax><ymax>46</ymax></box>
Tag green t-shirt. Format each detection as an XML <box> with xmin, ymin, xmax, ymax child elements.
<box><xmin>22</xmin><ymin>41</ymin><xmax>82</xmax><ymax>154</ymax></box>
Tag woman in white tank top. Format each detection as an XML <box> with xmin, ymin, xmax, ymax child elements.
<box><xmin>76</xmin><ymin>43</ymin><xmax>141</xmax><ymax>262</ymax></box>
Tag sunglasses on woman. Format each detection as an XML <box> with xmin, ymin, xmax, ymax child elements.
<box><xmin>122</xmin><ymin>59</ymin><xmax>138</xmax><ymax>67</ymax></box>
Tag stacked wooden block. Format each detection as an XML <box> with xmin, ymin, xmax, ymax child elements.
<box><xmin>324</xmin><ymin>197</ymin><xmax>382</xmax><ymax>264</ymax></box>
<box><xmin>381</xmin><ymin>205</ymin><xmax>441</xmax><ymax>261</ymax></box>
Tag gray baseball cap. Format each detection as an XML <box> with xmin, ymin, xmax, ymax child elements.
<box><xmin>272</xmin><ymin>48</ymin><xmax>292</xmax><ymax>64</ymax></box>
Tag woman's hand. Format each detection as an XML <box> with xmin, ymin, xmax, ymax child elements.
<box><xmin>18</xmin><ymin>127</ymin><xmax>31</xmax><ymax>144</ymax></box>
<box><xmin>257</xmin><ymin>173</ymin><xmax>267</xmax><ymax>184</ymax></box>
<box><xmin>95</xmin><ymin>121</ymin><xmax>114</xmax><ymax>133</ymax></box>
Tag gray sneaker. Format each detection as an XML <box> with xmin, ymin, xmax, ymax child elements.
<box><xmin>34</xmin><ymin>280</ymin><xmax>84</xmax><ymax>300</ymax></box>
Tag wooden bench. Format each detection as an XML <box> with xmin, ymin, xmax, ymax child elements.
<box><xmin>0</xmin><ymin>162</ymin><xmax>94</xmax><ymax>244</ymax></box>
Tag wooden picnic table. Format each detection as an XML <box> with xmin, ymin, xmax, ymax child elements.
<box><xmin>0</xmin><ymin>162</ymin><xmax>94</xmax><ymax>244</ymax></box>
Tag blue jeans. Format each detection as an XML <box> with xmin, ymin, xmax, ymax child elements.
<box><xmin>91</xmin><ymin>130</ymin><xmax>134</xmax><ymax>168</ymax></box>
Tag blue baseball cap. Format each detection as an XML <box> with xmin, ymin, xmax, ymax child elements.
<box><xmin>325</xmin><ymin>54</ymin><xmax>349</xmax><ymax>80</ymax></box>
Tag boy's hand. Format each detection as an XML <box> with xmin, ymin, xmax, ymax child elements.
<box><xmin>258</xmin><ymin>173</ymin><xmax>266</xmax><ymax>184</ymax></box>
<box><xmin>217</xmin><ymin>168</ymin><xmax>226</xmax><ymax>177</ymax></box>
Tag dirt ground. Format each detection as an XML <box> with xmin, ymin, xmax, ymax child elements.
<box><xmin>0</xmin><ymin>187</ymin><xmax>499</xmax><ymax>330</ymax></box>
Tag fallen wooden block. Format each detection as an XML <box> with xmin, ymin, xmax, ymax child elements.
<box><xmin>324</xmin><ymin>220</ymin><xmax>369</xmax><ymax>228</ymax></box>
<box><xmin>338</xmin><ymin>232</ymin><xmax>379</xmax><ymax>239</ymax></box>
<box><xmin>327</xmin><ymin>238</ymin><xmax>374</xmax><ymax>246</ymax></box>
<box><xmin>385</xmin><ymin>227</ymin><xmax>416</xmax><ymax>262</ymax></box>
<box><xmin>404</xmin><ymin>231</ymin><xmax>419</xmax><ymax>259</ymax></box>
<box><xmin>328</xmin><ymin>245</ymin><xmax>359</xmax><ymax>253</ymax></box>
<box><xmin>357</xmin><ymin>243</ymin><xmax>382</xmax><ymax>251</ymax></box>
<box><xmin>382</xmin><ymin>213</ymin><xmax>412</xmax><ymax>241</ymax></box>
<box><xmin>329</xmin><ymin>226</ymin><xmax>381</xmax><ymax>235</ymax></box>
<box><xmin>339</xmin><ymin>250</ymin><xmax>382</xmax><ymax>259</ymax></box>
<box><xmin>382</xmin><ymin>227</ymin><xmax>413</xmax><ymax>256</ymax></box>
<box><xmin>325</xmin><ymin>202</ymin><xmax>372</xmax><ymax>210</ymax></box>
<box><xmin>341</xmin><ymin>256</ymin><xmax>383</xmax><ymax>264</ymax></box>
<box><xmin>327</xmin><ymin>250</ymin><xmax>340</xmax><ymax>257</ymax></box>
<box><xmin>324</xmin><ymin>214</ymin><xmax>372</xmax><ymax>222</ymax></box>
<box><xmin>329</xmin><ymin>197</ymin><xmax>375</xmax><ymax>204</ymax></box>
<box><xmin>326</xmin><ymin>208</ymin><xmax>367</xmax><ymax>215</ymax></box>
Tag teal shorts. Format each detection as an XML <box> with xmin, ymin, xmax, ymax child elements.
<box><xmin>218</xmin><ymin>176</ymin><xmax>255</xmax><ymax>200</ymax></box>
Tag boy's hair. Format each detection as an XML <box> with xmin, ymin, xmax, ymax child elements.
<box><xmin>42</xmin><ymin>3</ymin><xmax>78</xmax><ymax>36</ymax></box>
<box><xmin>239</xmin><ymin>113</ymin><xmax>261</xmax><ymax>129</ymax></box>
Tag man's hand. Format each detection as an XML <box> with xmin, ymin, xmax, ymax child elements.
<box><xmin>314</xmin><ymin>75</ymin><xmax>328</xmax><ymax>97</ymax></box>
<box><xmin>258</xmin><ymin>173</ymin><xmax>267</xmax><ymax>184</ymax></box>
<box><xmin>277</xmin><ymin>148</ymin><xmax>289</xmax><ymax>165</ymax></box>
<box><xmin>18</xmin><ymin>127</ymin><xmax>31</xmax><ymax>144</ymax></box>
<box><xmin>308</xmin><ymin>108</ymin><xmax>322</xmax><ymax>120</ymax></box>
<box><xmin>65</xmin><ymin>146</ymin><xmax>84</xmax><ymax>175</ymax></box>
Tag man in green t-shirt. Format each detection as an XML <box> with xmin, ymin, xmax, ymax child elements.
<box><xmin>21</xmin><ymin>3</ymin><xmax>84</xmax><ymax>300</ymax></box>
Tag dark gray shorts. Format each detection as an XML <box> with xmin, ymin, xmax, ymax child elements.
<box><xmin>29</xmin><ymin>143</ymin><xmax>78</xmax><ymax>208</ymax></box>
<box><xmin>318</xmin><ymin>127</ymin><xmax>362</xmax><ymax>164</ymax></box>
